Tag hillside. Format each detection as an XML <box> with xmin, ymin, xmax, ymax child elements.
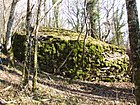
<box><xmin>0</xmin><ymin>64</ymin><xmax>136</xmax><ymax>105</ymax></box>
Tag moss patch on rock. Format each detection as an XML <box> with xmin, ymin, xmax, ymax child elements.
<box><xmin>12</xmin><ymin>27</ymin><xmax>130</xmax><ymax>82</ymax></box>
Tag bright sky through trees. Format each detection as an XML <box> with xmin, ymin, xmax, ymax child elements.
<box><xmin>16</xmin><ymin>0</ymin><xmax>140</xmax><ymax>23</ymax></box>
<box><xmin>136</xmin><ymin>0</ymin><xmax>140</xmax><ymax>22</ymax></box>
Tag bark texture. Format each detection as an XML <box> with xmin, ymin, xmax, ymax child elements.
<box><xmin>87</xmin><ymin>0</ymin><xmax>97</xmax><ymax>38</ymax></box>
<box><xmin>5</xmin><ymin>0</ymin><xmax>19</xmax><ymax>66</ymax></box>
<box><xmin>6</xmin><ymin>0</ymin><xmax>19</xmax><ymax>51</ymax></box>
<box><xmin>32</xmin><ymin>0</ymin><xmax>42</xmax><ymax>92</ymax></box>
<box><xmin>23</xmin><ymin>0</ymin><xmax>32</xmax><ymax>86</ymax></box>
<box><xmin>125</xmin><ymin>0</ymin><xmax>140</xmax><ymax>104</ymax></box>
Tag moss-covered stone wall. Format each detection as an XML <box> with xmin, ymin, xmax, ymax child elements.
<box><xmin>12</xmin><ymin>27</ymin><xmax>130</xmax><ymax>82</ymax></box>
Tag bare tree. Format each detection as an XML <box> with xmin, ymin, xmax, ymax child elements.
<box><xmin>5</xmin><ymin>0</ymin><xmax>19</xmax><ymax>51</ymax></box>
<box><xmin>23</xmin><ymin>0</ymin><xmax>32</xmax><ymax>87</ymax></box>
<box><xmin>100</xmin><ymin>0</ymin><xmax>112</xmax><ymax>41</ymax></box>
<box><xmin>109</xmin><ymin>0</ymin><xmax>126</xmax><ymax>46</ymax></box>
<box><xmin>125</xmin><ymin>0</ymin><xmax>140</xmax><ymax>103</ymax></box>
<box><xmin>82</xmin><ymin>0</ymin><xmax>89</xmax><ymax>69</ymax></box>
<box><xmin>32</xmin><ymin>0</ymin><xmax>42</xmax><ymax>92</ymax></box>
<box><xmin>5</xmin><ymin>0</ymin><xmax>20</xmax><ymax>66</ymax></box>
<box><xmin>1</xmin><ymin>0</ymin><xmax>6</xmax><ymax>43</ymax></box>
<box><xmin>86</xmin><ymin>0</ymin><xmax>99</xmax><ymax>38</ymax></box>
<box><xmin>0</xmin><ymin>0</ymin><xmax>12</xmax><ymax>44</ymax></box>
<box><xmin>66</xmin><ymin>0</ymin><xmax>84</xmax><ymax>32</ymax></box>
<box><xmin>52</xmin><ymin>0</ymin><xmax>61</xmax><ymax>28</ymax></box>
<box><xmin>43</xmin><ymin>0</ymin><xmax>47</xmax><ymax>26</ymax></box>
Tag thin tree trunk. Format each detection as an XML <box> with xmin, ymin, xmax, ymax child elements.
<box><xmin>52</xmin><ymin>0</ymin><xmax>60</xmax><ymax>28</ymax></box>
<box><xmin>23</xmin><ymin>0</ymin><xmax>32</xmax><ymax>87</ymax></box>
<box><xmin>76</xmin><ymin>0</ymin><xmax>80</xmax><ymax>32</ymax></box>
<box><xmin>43</xmin><ymin>0</ymin><xmax>47</xmax><ymax>26</ymax></box>
<box><xmin>97</xmin><ymin>0</ymin><xmax>101</xmax><ymax>40</ymax></box>
<box><xmin>2</xmin><ymin>0</ymin><xmax>6</xmax><ymax>43</ymax></box>
<box><xmin>125</xmin><ymin>0</ymin><xmax>140</xmax><ymax>104</ymax></box>
<box><xmin>32</xmin><ymin>0</ymin><xmax>42</xmax><ymax>92</ymax></box>
<box><xmin>82</xmin><ymin>0</ymin><xmax>88</xmax><ymax>70</ymax></box>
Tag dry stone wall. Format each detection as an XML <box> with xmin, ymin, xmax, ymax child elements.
<box><xmin>12</xmin><ymin>27</ymin><xmax>131</xmax><ymax>82</ymax></box>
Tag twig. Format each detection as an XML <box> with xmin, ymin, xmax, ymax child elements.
<box><xmin>57</xmin><ymin>50</ymin><xmax>73</xmax><ymax>71</ymax></box>
<box><xmin>0</xmin><ymin>86</ymin><xmax>12</xmax><ymax>93</ymax></box>
<box><xmin>0</xmin><ymin>97</ymin><xmax>7</xmax><ymax>105</ymax></box>
<box><xmin>0</xmin><ymin>97</ymin><xmax>16</xmax><ymax>105</ymax></box>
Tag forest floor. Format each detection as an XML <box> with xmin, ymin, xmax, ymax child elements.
<box><xmin>0</xmin><ymin>64</ymin><xmax>136</xmax><ymax>105</ymax></box>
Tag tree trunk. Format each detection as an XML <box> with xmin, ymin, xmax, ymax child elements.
<box><xmin>125</xmin><ymin>0</ymin><xmax>140</xmax><ymax>104</ymax></box>
<box><xmin>43</xmin><ymin>0</ymin><xmax>47</xmax><ymax>26</ymax></box>
<box><xmin>32</xmin><ymin>0</ymin><xmax>42</xmax><ymax>92</ymax></box>
<box><xmin>5</xmin><ymin>0</ymin><xmax>19</xmax><ymax>65</ymax></box>
<box><xmin>2</xmin><ymin>0</ymin><xmax>6</xmax><ymax>44</ymax></box>
<box><xmin>87</xmin><ymin>0</ymin><xmax>97</xmax><ymax>38</ymax></box>
<box><xmin>23</xmin><ymin>0</ymin><xmax>32</xmax><ymax>87</ymax></box>
<box><xmin>82</xmin><ymin>0</ymin><xmax>88</xmax><ymax>70</ymax></box>
<box><xmin>52</xmin><ymin>0</ymin><xmax>60</xmax><ymax>28</ymax></box>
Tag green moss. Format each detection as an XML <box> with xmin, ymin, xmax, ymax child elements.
<box><xmin>102</xmin><ymin>78</ymin><xmax>115</xmax><ymax>82</ymax></box>
<box><xmin>12</xmin><ymin>27</ymin><xmax>130</xmax><ymax>82</ymax></box>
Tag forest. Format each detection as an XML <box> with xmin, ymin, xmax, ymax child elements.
<box><xmin>0</xmin><ymin>0</ymin><xmax>139</xmax><ymax>104</ymax></box>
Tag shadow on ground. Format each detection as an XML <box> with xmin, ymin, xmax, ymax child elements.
<box><xmin>0</xmin><ymin>64</ymin><xmax>136</xmax><ymax>104</ymax></box>
<box><xmin>37</xmin><ymin>70</ymin><xmax>135</xmax><ymax>103</ymax></box>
